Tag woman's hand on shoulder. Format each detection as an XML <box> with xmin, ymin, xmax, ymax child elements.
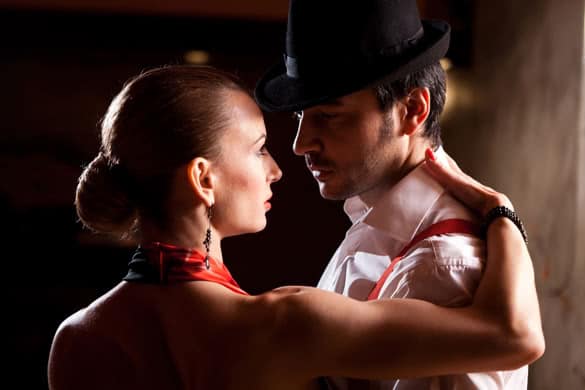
<box><xmin>423</xmin><ymin>148</ymin><xmax>511</xmax><ymax>216</ymax></box>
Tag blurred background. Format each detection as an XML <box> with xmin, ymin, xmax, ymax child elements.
<box><xmin>0</xmin><ymin>0</ymin><xmax>583</xmax><ymax>388</ymax></box>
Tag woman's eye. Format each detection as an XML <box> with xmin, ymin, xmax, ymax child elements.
<box><xmin>258</xmin><ymin>145</ymin><xmax>269</xmax><ymax>156</ymax></box>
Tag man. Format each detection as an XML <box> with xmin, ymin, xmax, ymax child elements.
<box><xmin>255</xmin><ymin>0</ymin><xmax>528</xmax><ymax>389</ymax></box>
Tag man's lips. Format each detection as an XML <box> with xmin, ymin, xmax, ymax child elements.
<box><xmin>305</xmin><ymin>155</ymin><xmax>334</xmax><ymax>180</ymax></box>
<box><xmin>307</xmin><ymin>165</ymin><xmax>334</xmax><ymax>180</ymax></box>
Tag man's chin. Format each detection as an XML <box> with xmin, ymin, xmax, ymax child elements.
<box><xmin>318</xmin><ymin>182</ymin><xmax>352</xmax><ymax>201</ymax></box>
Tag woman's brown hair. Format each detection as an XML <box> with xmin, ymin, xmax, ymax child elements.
<box><xmin>75</xmin><ymin>65</ymin><xmax>246</xmax><ymax>238</ymax></box>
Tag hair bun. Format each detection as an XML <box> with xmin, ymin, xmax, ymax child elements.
<box><xmin>75</xmin><ymin>153</ymin><xmax>137</xmax><ymax>237</ymax></box>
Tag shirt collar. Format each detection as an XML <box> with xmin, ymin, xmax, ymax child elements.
<box><xmin>343</xmin><ymin>195</ymin><xmax>371</xmax><ymax>224</ymax></box>
<box><xmin>343</xmin><ymin>147</ymin><xmax>448</xmax><ymax>242</ymax></box>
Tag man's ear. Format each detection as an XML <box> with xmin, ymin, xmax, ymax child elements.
<box><xmin>400</xmin><ymin>87</ymin><xmax>430</xmax><ymax>136</ymax></box>
<box><xmin>186</xmin><ymin>157</ymin><xmax>216</xmax><ymax>207</ymax></box>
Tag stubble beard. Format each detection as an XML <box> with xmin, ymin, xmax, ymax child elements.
<box><xmin>319</xmin><ymin>116</ymin><xmax>394</xmax><ymax>201</ymax></box>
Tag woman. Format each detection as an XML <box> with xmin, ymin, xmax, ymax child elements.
<box><xmin>48</xmin><ymin>65</ymin><xmax>544</xmax><ymax>389</ymax></box>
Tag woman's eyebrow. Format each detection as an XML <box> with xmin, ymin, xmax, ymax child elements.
<box><xmin>253</xmin><ymin>134</ymin><xmax>267</xmax><ymax>145</ymax></box>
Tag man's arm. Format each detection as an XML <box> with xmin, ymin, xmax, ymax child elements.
<box><xmin>381</xmin><ymin>234</ymin><xmax>484</xmax><ymax>306</ymax></box>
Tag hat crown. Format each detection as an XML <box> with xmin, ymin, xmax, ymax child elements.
<box><xmin>286</xmin><ymin>0</ymin><xmax>423</xmax><ymax>63</ymax></box>
<box><xmin>254</xmin><ymin>0</ymin><xmax>450</xmax><ymax>112</ymax></box>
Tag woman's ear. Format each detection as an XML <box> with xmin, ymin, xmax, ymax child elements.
<box><xmin>186</xmin><ymin>157</ymin><xmax>216</xmax><ymax>208</ymax></box>
<box><xmin>401</xmin><ymin>87</ymin><xmax>430</xmax><ymax>136</ymax></box>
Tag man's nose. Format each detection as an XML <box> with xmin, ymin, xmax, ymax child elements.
<box><xmin>292</xmin><ymin>118</ymin><xmax>321</xmax><ymax>156</ymax></box>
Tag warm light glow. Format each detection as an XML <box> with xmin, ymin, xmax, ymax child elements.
<box><xmin>442</xmin><ymin>71</ymin><xmax>473</xmax><ymax>120</ymax></box>
<box><xmin>443</xmin><ymin>73</ymin><xmax>457</xmax><ymax>116</ymax></box>
<box><xmin>440</xmin><ymin>58</ymin><xmax>453</xmax><ymax>72</ymax></box>
<box><xmin>184</xmin><ymin>50</ymin><xmax>210</xmax><ymax>65</ymax></box>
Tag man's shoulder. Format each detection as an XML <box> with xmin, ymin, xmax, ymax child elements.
<box><xmin>425</xmin><ymin>188</ymin><xmax>479</xmax><ymax>224</ymax></box>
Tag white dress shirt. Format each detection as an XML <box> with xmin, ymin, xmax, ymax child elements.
<box><xmin>317</xmin><ymin>148</ymin><xmax>528</xmax><ymax>389</ymax></box>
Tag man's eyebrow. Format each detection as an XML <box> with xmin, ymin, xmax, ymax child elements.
<box><xmin>321</xmin><ymin>99</ymin><xmax>345</xmax><ymax>107</ymax></box>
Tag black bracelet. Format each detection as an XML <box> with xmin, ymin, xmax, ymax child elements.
<box><xmin>481</xmin><ymin>206</ymin><xmax>528</xmax><ymax>244</ymax></box>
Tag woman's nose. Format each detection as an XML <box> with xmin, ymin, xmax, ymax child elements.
<box><xmin>268</xmin><ymin>155</ymin><xmax>283</xmax><ymax>183</ymax></box>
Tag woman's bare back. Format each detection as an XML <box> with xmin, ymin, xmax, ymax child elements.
<box><xmin>48</xmin><ymin>281</ymin><xmax>321</xmax><ymax>390</ymax></box>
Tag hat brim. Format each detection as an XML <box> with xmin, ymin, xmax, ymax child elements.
<box><xmin>255</xmin><ymin>20</ymin><xmax>450</xmax><ymax>112</ymax></box>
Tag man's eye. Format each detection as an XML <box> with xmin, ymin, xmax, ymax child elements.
<box><xmin>319</xmin><ymin>111</ymin><xmax>338</xmax><ymax>120</ymax></box>
<box><xmin>292</xmin><ymin>111</ymin><xmax>303</xmax><ymax>121</ymax></box>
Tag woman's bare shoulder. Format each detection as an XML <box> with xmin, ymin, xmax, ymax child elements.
<box><xmin>48</xmin><ymin>289</ymin><xmax>136</xmax><ymax>389</ymax></box>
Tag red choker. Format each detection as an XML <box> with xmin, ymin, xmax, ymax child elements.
<box><xmin>124</xmin><ymin>242</ymin><xmax>248</xmax><ymax>296</ymax></box>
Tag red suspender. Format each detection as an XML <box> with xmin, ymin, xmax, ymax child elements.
<box><xmin>367</xmin><ymin>219</ymin><xmax>481</xmax><ymax>301</ymax></box>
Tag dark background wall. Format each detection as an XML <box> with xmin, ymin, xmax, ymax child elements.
<box><xmin>0</xmin><ymin>0</ymin><xmax>583</xmax><ymax>389</ymax></box>
<box><xmin>0</xmin><ymin>5</ymin><xmax>352</xmax><ymax>389</ymax></box>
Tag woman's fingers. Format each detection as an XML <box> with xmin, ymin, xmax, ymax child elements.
<box><xmin>442</xmin><ymin>152</ymin><xmax>465</xmax><ymax>176</ymax></box>
<box><xmin>423</xmin><ymin>150</ymin><xmax>485</xmax><ymax>213</ymax></box>
<box><xmin>423</xmin><ymin>148</ymin><xmax>512</xmax><ymax>216</ymax></box>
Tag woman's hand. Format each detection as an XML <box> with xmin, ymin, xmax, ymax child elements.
<box><xmin>423</xmin><ymin>148</ymin><xmax>511</xmax><ymax>216</ymax></box>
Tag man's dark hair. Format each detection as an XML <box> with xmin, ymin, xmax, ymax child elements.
<box><xmin>374</xmin><ymin>62</ymin><xmax>446</xmax><ymax>147</ymax></box>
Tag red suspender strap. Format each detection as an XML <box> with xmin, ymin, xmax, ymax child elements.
<box><xmin>367</xmin><ymin>218</ymin><xmax>481</xmax><ymax>301</ymax></box>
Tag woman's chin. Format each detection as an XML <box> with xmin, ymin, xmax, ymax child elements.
<box><xmin>253</xmin><ymin>220</ymin><xmax>268</xmax><ymax>233</ymax></box>
<box><xmin>228</xmin><ymin>220</ymin><xmax>267</xmax><ymax>237</ymax></box>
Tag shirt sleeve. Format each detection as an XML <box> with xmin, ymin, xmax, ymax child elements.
<box><xmin>378</xmin><ymin>234</ymin><xmax>486</xmax><ymax>307</ymax></box>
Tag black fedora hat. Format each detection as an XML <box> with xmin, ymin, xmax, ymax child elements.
<box><xmin>255</xmin><ymin>0</ymin><xmax>450</xmax><ymax>112</ymax></box>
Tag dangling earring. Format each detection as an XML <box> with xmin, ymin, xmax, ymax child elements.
<box><xmin>203</xmin><ymin>205</ymin><xmax>213</xmax><ymax>269</ymax></box>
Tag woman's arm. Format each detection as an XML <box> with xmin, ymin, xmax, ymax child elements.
<box><xmin>423</xmin><ymin>149</ymin><xmax>544</xmax><ymax>365</ymax></box>
<box><xmin>255</xmin><ymin>150</ymin><xmax>544</xmax><ymax>381</ymax></box>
